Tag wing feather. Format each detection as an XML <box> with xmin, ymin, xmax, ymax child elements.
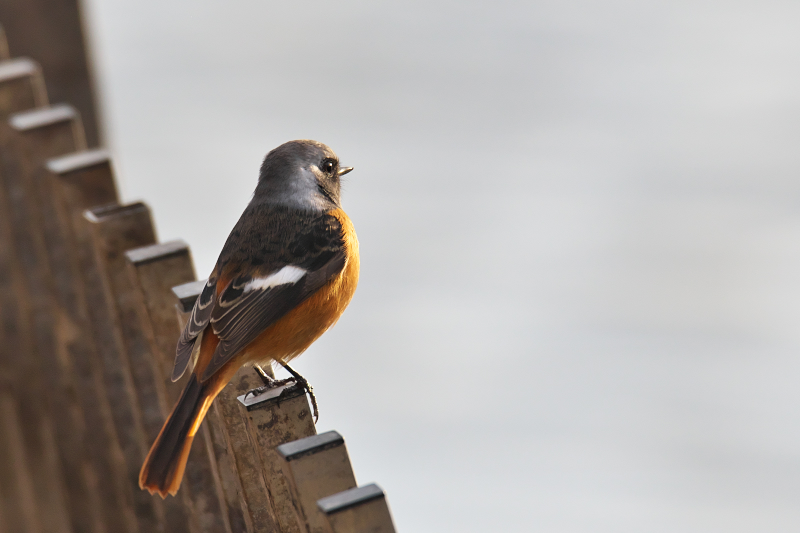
<box><xmin>173</xmin><ymin>208</ymin><xmax>347</xmax><ymax>384</ymax></box>
<box><xmin>171</xmin><ymin>275</ymin><xmax>217</xmax><ymax>381</ymax></box>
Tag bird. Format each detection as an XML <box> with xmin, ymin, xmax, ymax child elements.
<box><xmin>139</xmin><ymin>139</ymin><xmax>359</xmax><ymax>498</ymax></box>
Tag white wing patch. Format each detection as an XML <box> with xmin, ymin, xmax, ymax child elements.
<box><xmin>243</xmin><ymin>265</ymin><xmax>307</xmax><ymax>292</ymax></box>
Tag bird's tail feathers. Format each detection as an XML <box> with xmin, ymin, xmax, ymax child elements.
<box><xmin>138</xmin><ymin>374</ymin><xmax>209</xmax><ymax>498</ymax></box>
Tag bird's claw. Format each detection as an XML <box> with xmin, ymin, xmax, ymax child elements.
<box><xmin>251</xmin><ymin>363</ymin><xmax>319</xmax><ymax>422</ymax></box>
<box><xmin>286</xmin><ymin>374</ymin><xmax>318</xmax><ymax>423</ymax></box>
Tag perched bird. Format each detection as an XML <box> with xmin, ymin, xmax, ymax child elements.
<box><xmin>139</xmin><ymin>140</ymin><xmax>359</xmax><ymax>498</ymax></box>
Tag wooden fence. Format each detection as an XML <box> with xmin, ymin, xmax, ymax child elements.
<box><xmin>0</xmin><ymin>14</ymin><xmax>396</xmax><ymax>533</ymax></box>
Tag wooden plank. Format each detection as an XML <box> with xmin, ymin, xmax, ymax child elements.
<box><xmin>0</xmin><ymin>393</ymin><xmax>39</xmax><ymax>533</ymax></box>
<box><xmin>0</xmin><ymin>23</ymin><xmax>9</xmax><ymax>61</ymax></box>
<box><xmin>69</xmin><ymin>201</ymin><xmax>155</xmax><ymax>533</ymax></box>
<box><xmin>0</xmin><ymin>0</ymin><xmax>102</xmax><ymax>146</ymax></box>
<box><xmin>85</xmin><ymin>202</ymin><xmax>193</xmax><ymax>533</ymax></box>
<box><xmin>125</xmin><ymin>241</ymin><xmax>232</xmax><ymax>533</ymax></box>
<box><xmin>276</xmin><ymin>432</ymin><xmax>358</xmax><ymax>533</ymax></box>
<box><xmin>45</xmin><ymin>149</ymin><xmax>138</xmax><ymax>533</ymax></box>
<box><xmin>0</xmin><ymin>104</ymin><xmax>88</xmax><ymax>533</ymax></box>
<box><xmin>215</xmin><ymin>370</ymin><xmax>282</xmax><ymax>533</ymax></box>
<box><xmin>24</xmin><ymin>149</ymin><xmax>124</xmax><ymax>533</ymax></box>
<box><xmin>238</xmin><ymin>382</ymin><xmax>317</xmax><ymax>533</ymax></box>
<box><xmin>317</xmin><ymin>484</ymin><xmax>396</xmax><ymax>533</ymax></box>
<box><xmin>0</xmin><ymin>58</ymin><xmax>47</xmax><ymax>116</ymax></box>
<box><xmin>0</xmin><ymin>61</ymin><xmax>48</xmax><ymax>377</ymax></box>
<box><xmin>0</xmin><ymin>56</ymin><xmax>48</xmax><ymax>533</ymax></box>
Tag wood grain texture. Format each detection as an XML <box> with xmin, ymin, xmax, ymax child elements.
<box><xmin>0</xmin><ymin>0</ymin><xmax>101</xmax><ymax>146</ymax></box>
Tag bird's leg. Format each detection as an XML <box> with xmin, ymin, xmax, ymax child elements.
<box><xmin>245</xmin><ymin>364</ymin><xmax>295</xmax><ymax>400</ymax></box>
<box><xmin>254</xmin><ymin>364</ymin><xmax>272</xmax><ymax>386</ymax></box>
<box><xmin>278</xmin><ymin>362</ymin><xmax>319</xmax><ymax>423</ymax></box>
<box><xmin>254</xmin><ymin>364</ymin><xmax>290</xmax><ymax>387</ymax></box>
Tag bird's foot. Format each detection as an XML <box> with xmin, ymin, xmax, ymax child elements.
<box><xmin>279</xmin><ymin>362</ymin><xmax>319</xmax><ymax>423</ymax></box>
<box><xmin>245</xmin><ymin>365</ymin><xmax>296</xmax><ymax>400</ymax></box>
<box><xmin>253</xmin><ymin>364</ymin><xmax>294</xmax><ymax>389</ymax></box>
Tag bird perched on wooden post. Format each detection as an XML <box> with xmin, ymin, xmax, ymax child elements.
<box><xmin>139</xmin><ymin>140</ymin><xmax>359</xmax><ymax>498</ymax></box>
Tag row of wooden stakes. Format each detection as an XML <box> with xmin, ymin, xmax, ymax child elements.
<box><xmin>0</xmin><ymin>26</ymin><xmax>396</xmax><ymax>533</ymax></box>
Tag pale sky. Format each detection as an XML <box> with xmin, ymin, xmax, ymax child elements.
<box><xmin>81</xmin><ymin>1</ymin><xmax>800</xmax><ymax>530</ymax></box>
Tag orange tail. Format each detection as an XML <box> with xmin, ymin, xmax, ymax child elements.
<box><xmin>139</xmin><ymin>374</ymin><xmax>212</xmax><ymax>498</ymax></box>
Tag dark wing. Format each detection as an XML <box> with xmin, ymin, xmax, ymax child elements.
<box><xmin>200</xmin><ymin>249</ymin><xmax>346</xmax><ymax>382</ymax></box>
<box><xmin>197</xmin><ymin>210</ymin><xmax>347</xmax><ymax>382</ymax></box>
<box><xmin>171</xmin><ymin>275</ymin><xmax>217</xmax><ymax>381</ymax></box>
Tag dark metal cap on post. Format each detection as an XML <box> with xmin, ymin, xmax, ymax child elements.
<box><xmin>317</xmin><ymin>484</ymin><xmax>385</xmax><ymax>514</ymax></box>
<box><xmin>317</xmin><ymin>484</ymin><xmax>397</xmax><ymax>533</ymax></box>
<box><xmin>277</xmin><ymin>431</ymin><xmax>345</xmax><ymax>462</ymax></box>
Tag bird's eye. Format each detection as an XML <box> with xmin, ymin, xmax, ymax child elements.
<box><xmin>321</xmin><ymin>159</ymin><xmax>336</xmax><ymax>175</ymax></box>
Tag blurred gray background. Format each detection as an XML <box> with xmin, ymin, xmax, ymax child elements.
<box><xmin>80</xmin><ymin>1</ymin><xmax>800</xmax><ymax>531</ymax></box>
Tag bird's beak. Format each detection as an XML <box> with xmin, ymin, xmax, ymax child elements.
<box><xmin>338</xmin><ymin>166</ymin><xmax>354</xmax><ymax>177</ymax></box>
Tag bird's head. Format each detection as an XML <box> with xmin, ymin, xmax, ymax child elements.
<box><xmin>255</xmin><ymin>139</ymin><xmax>353</xmax><ymax>210</ymax></box>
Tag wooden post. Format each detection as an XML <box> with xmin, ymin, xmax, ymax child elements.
<box><xmin>0</xmin><ymin>58</ymin><xmax>48</xmax><ymax>376</ymax></box>
<box><xmin>0</xmin><ymin>58</ymin><xmax>47</xmax><ymax>115</ymax></box>
<box><xmin>63</xmin><ymin>199</ymin><xmax>154</xmax><ymax>533</ymax></box>
<box><xmin>0</xmin><ymin>103</ymin><xmax>88</xmax><ymax>533</ymax></box>
<box><xmin>0</xmin><ymin>23</ymin><xmax>9</xmax><ymax>61</ymax></box>
<box><xmin>276</xmin><ymin>431</ymin><xmax>358</xmax><ymax>533</ymax></box>
<box><xmin>317</xmin><ymin>484</ymin><xmax>396</xmax><ymax>533</ymax></box>
<box><xmin>125</xmin><ymin>241</ymin><xmax>232</xmax><ymax>533</ymax></box>
<box><xmin>0</xmin><ymin>0</ymin><xmax>102</xmax><ymax>146</ymax></box>
<box><xmin>0</xmin><ymin>56</ymin><xmax>48</xmax><ymax>533</ymax></box>
<box><xmin>45</xmin><ymin>149</ymin><xmax>139</xmax><ymax>533</ymax></box>
<box><xmin>9</xmin><ymin>143</ymin><xmax>115</xmax><ymax>533</ymax></box>
<box><xmin>0</xmin><ymin>394</ymin><xmax>39</xmax><ymax>533</ymax></box>
<box><xmin>237</xmin><ymin>383</ymin><xmax>317</xmax><ymax>533</ymax></box>
<box><xmin>84</xmin><ymin>202</ymin><xmax>191</xmax><ymax>533</ymax></box>
<box><xmin>23</xmin><ymin>147</ymin><xmax>121</xmax><ymax>533</ymax></box>
<box><xmin>217</xmin><ymin>369</ymin><xmax>285</xmax><ymax>533</ymax></box>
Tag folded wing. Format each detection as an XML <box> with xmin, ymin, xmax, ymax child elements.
<box><xmin>172</xmin><ymin>210</ymin><xmax>347</xmax><ymax>383</ymax></box>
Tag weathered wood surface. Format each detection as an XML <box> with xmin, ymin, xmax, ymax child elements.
<box><xmin>238</xmin><ymin>383</ymin><xmax>317</xmax><ymax>532</ymax></box>
<box><xmin>0</xmin><ymin>55</ymin><xmax>48</xmax><ymax>533</ymax></box>
<box><xmin>21</xmin><ymin>122</ymin><xmax>114</xmax><ymax>533</ymax></box>
<box><xmin>46</xmin><ymin>149</ymin><xmax>136</xmax><ymax>533</ymax></box>
<box><xmin>0</xmin><ymin>104</ymin><xmax>87</xmax><ymax>533</ymax></box>
<box><xmin>0</xmin><ymin>0</ymin><xmax>102</xmax><ymax>146</ymax></box>
<box><xmin>276</xmin><ymin>432</ymin><xmax>358</xmax><ymax>533</ymax></box>
<box><xmin>126</xmin><ymin>240</ymin><xmax>231</xmax><ymax>533</ymax></box>
<box><xmin>83</xmin><ymin>203</ymin><xmax>177</xmax><ymax>533</ymax></box>
<box><xmin>317</xmin><ymin>484</ymin><xmax>396</xmax><ymax>533</ymax></box>
<box><xmin>0</xmin><ymin>394</ymin><xmax>39</xmax><ymax>533</ymax></box>
<box><xmin>67</xmin><ymin>198</ymin><xmax>153</xmax><ymax>533</ymax></box>
<box><xmin>0</xmin><ymin>23</ymin><xmax>9</xmax><ymax>61</ymax></box>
